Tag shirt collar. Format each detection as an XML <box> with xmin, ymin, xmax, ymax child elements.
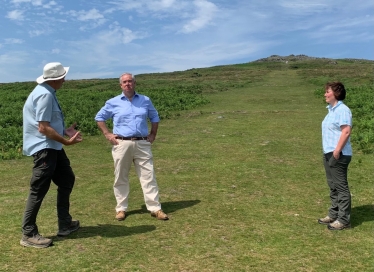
<box><xmin>40</xmin><ymin>82</ymin><xmax>56</xmax><ymax>93</ymax></box>
<box><xmin>326</xmin><ymin>100</ymin><xmax>343</xmax><ymax>111</ymax></box>
<box><xmin>121</xmin><ymin>91</ymin><xmax>138</xmax><ymax>101</ymax></box>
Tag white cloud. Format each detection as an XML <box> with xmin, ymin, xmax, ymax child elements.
<box><xmin>279</xmin><ymin>0</ymin><xmax>327</xmax><ymax>13</ymax></box>
<box><xmin>43</xmin><ymin>1</ymin><xmax>57</xmax><ymax>9</ymax></box>
<box><xmin>28</xmin><ymin>30</ymin><xmax>46</xmax><ymax>37</ymax></box>
<box><xmin>67</xmin><ymin>8</ymin><xmax>106</xmax><ymax>30</ymax></box>
<box><xmin>320</xmin><ymin>17</ymin><xmax>374</xmax><ymax>31</ymax></box>
<box><xmin>11</xmin><ymin>0</ymin><xmax>30</xmax><ymax>3</ymax></box>
<box><xmin>10</xmin><ymin>0</ymin><xmax>44</xmax><ymax>6</ymax></box>
<box><xmin>6</xmin><ymin>9</ymin><xmax>25</xmax><ymax>20</ymax></box>
<box><xmin>102</xmin><ymin>23</ymin><xmax>147</xmax><ymax>44</ymax></box>
<box><xmin>146</xmin><ymin>0</ymin><xmax>176</xmax><ymax>11</ymax></box>
<box><xmin>108</xmin><ymin>0</ymin><xmax>185</xmax><ymax>14</ymax></box>
<box><xmin>76</xmin><ymin>8</ymin><xmax>105</xmax><ymax>21</ymax></box>
<box><xmin>181</xmin><ymin>0</ymin><xmax>218</xmax><ymax>33</ymax></box>
<box><xmin>4</xmin><ymin>38</ymin><xmax>24</xmax><ymax>44</ymax></box>
<box><xmin>31</xmin><ymin>0</ymin><xmax>43</xmax><ymax>6</ymax></box>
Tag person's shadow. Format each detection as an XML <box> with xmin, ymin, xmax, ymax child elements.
<box><xmin>55</xmin><ymin>224</ymin><xmax>157</xmax><ymax>240</ymax></box>
<box><xmin>52</xmin><ymin>199</ymin><xmax>201</xmax><ymax>241</ymax></box>
<box><xmin>351</xmin><ymin>204</ymin><xmax>374</xmax><ymax>227</ymax></box>
<box><xmin>125</xmin><ymin>199</ymin><xmax>201</xmax><ymax>217</ymax></box>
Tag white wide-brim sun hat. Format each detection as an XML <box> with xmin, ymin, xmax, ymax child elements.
<box><xmin>36</xmin><ymin>62</ymin><xmax>70</xmax><ymax>84</ymax></box>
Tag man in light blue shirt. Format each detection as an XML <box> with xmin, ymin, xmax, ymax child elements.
<box><xmin>21</xmin><ymin>62</ymin><xmax>82</xmax><ymax>248</ymax></box>
<box><xmin>95</xmin><ymin>72</ymin><xmax>168</xmax><ymax>221</ymax></box>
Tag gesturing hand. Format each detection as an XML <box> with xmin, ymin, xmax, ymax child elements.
<box><xmin>65</xmin><ymin>122</ymin><xmax>82</xmax><ymax>141</ymax></box>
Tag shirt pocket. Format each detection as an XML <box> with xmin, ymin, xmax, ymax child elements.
<box><xmin>51</xmin><ymin>103</ymin><xmax>63</xmax><ymax>121</ymax></box>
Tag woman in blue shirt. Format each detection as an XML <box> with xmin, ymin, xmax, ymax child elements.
<box><xmin>318</xmin><ymin>82</ymin><xmax>352</xmax><ymax>230</ymax></box>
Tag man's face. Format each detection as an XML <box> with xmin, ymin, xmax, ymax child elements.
<box><xmin>55</xmin><ymin>77</ymin><xmax>65</xmax><ymax>90</ymax></box>
<box><xmin>120</xmin><ymin>74</ymin><xmax>135</xmax><ymax>94</ymax></box>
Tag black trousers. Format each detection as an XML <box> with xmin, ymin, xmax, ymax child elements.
<box><xmin>323</xmin><ymin>152</ymin><xmax>352</xmax><ymax>225</ymax></box>
<box><xmin>22</xmin><ymin>148</ymin><xmax>75</xmax><ymax>236</ymax></box>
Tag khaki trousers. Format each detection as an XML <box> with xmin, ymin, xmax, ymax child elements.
<box><xmin>112</xmin><ymin>139</ymin><xmax>161</xmax><ymax>212</ymax></box>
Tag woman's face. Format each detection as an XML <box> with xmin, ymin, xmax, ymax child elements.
<box><xmin>324</xmin><ymin>87</ymin><xmax>337</xmax><ymax>105</ymax></box>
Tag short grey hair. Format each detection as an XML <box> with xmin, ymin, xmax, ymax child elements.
<box><xmin>119</xmin><ymin>73</ymin><xmax>135</xmax><ymax>83</ymax></box>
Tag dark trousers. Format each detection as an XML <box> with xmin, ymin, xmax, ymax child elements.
<box><xmin>323</xmin><ymin>152</ymin><xmax>352</xmax><ymax>225</ymax></box>
<box><xmin>22</xmin><ymin>148</ymin><xmax>75</xmax><ymax>236</ymax></box>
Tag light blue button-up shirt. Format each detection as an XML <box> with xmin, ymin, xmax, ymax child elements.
<box><xmin>23</xmin><ymin>83</ymin><xmax>65</xmax><ymax>156</ymax></box>
<box><xmin>95</xmin><ymin>92</ymin><xmax>160</xmax><ymax>137</ymax></box>
<box><xmin>322</xmin><ymin>101</ymin><xmax>352</xmax><ymax>155</ymax></box>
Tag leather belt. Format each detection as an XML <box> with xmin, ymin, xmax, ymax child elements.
<box><xmin>115</xmin><ymin>136</ymin><xmax>147</xmax><ymax>141</ymax></box>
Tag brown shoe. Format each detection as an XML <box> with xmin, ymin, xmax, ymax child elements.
<box><xmin>20</xmin><ymin>233</ymin><xmax>53</xmax><ymax>248</ymax></box>
<box><xmin>116</xmin><ymin>211</ymin><xmax>126</xmax><ymax>221</ymax></box>
<box><xmin>151</xmin><ymin>209</ymin><xmax>169</xmax><ymax>220</ymax></box>
<box><xmin>318</xmin><ymin>215</ymin><xmax>336</xmax><ymax>225</ymax></box>
<box><xmin>327</xmin><ymin>220</ymin><xmax>351</xmax><ymax>230</ymax></box>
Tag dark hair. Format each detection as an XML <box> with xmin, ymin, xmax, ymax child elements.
<box><xmin>325</xmin><ymin>82</ymin><xmax>346</xmax><ymax>100</ymax></box>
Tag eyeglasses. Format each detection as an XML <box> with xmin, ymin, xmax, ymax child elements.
<box><xmin>122</xmin><ymin>80</ymin><xmax>133</xmax><ymax>83</ymax></box>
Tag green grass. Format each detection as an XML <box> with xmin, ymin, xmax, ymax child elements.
<box><xmin>0</xmin><ymin>63</ymin><xmax>373</xmax><ymax>271</ymax></box>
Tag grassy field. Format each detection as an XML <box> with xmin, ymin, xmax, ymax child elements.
<box><xmin>1</xmin><ymin>60</ymin><xmax>373</xmax><ymax>271</ymax></box>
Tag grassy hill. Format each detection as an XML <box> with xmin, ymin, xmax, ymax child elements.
<box><xmin>0</xmin><ymin>56</ymin><xmax>373</xmax><ymax>271</ymax></box>
<box><xmin>1</xmin><ymin>56</ymin><xmax>373</xmax><ymax>159</ymax></box>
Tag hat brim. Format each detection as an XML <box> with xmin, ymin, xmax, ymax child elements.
<box><xmin>36</xmin><ymin>66</ymin><xmax>70</xmax><ymax>84</ymax></box>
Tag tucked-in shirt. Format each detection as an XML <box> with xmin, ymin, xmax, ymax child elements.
<box><xmin>95</xmin><ymin>92</ymin><xmax>160</xmax><ymax>137</ymax></box>
<box><xmin>322</xmin><ymin>101</ymin><xmax>352</xmax><ymax>155</ymax></box>
<box><xmin>23</xmin><ymin>83</ymin><xmax>65</xmax><ymax>156</ymax></box>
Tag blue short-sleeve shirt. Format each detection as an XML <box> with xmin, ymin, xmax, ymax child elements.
<box><xmin>23</xmin><ymin>83</ymin><xmax>65</xmax><ymax>156</ymax></box>
<box><xmin>321</xmin><ymin>101</ymin><xmax>352</xmax><ymax>155</ymax></box>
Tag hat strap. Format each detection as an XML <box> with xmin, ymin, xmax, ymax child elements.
<box><xmin>43</xmin><ymin>71</ymin><xmax>66</xmax><ymax>80</ymax></box>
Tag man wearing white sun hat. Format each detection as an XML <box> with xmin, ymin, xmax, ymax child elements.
<box><xmin>20</xmin><ymin>62</ymin><xmax>82</xmax><ymax>248</ymax></box>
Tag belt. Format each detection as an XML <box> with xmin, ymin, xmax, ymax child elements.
<box><xmin>115</xmin><ymin>136</ymin><xmax>147</xmax><ymax>141</ymax></box>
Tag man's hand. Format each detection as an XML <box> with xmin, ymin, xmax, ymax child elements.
<box><xmin>65</xmin><ymin>131</ymin><xmax>83</xmax><ymax>145</ymax></box>
<box><xmin>65</xmin><ymin>122</ymin><xmax>82</xmax><ymax>140</ymax></box>
<box><xmin>105</xmin><ymin>133</ymin><xmax>119</xmax><ymax>145</ymax></box>
<box><xmin>39</xmin><ymin>121</ymin><xmax>82</xmax><ymax>146</ymax></box>
<box><xmin>147</xmin><ymin>133</ymin><xmax>156</xmax><ymax>144</ymax></box>
<box><xmin>97</xmin><ymin>121</ymin><xmax>118</xmax><ymax>145</ymax></box>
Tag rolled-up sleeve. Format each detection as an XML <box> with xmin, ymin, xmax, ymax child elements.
<box><xmin>148</xmin><ymin>100</ymin><xmax>160</xmax><ymax>123</ymax></box>
<box><xmin>95</xmin><ymin>102</ymin><xmax>113</xmax><ymax>121</ymax></box>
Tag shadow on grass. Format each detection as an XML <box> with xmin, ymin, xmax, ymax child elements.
<box><xmin>126</xmin><ymin>199</ymin><xmax>201</xmax><ymax>217</ymax></box>
<box><xmin>351</xmin><ymin>204</ymin><xmax>374</xmax><ymax>227</ymax></box>
<box><xmin>51</xmin><ymin>200</ymin><xmax>201</xmax><ymax>242</ymax></box>
<box><xmin>52</xmin><ymin>224</ymin><xmax>156</xmax><ymax>240</ymax></box>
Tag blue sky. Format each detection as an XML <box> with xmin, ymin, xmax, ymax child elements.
<box><xmin>0</xmin><ymin>0</ymin><xmax>373</xmax><ymax>83</ymax></box>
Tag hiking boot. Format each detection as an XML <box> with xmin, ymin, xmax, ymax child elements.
<box><xmin>57</xmin><ymin>220</ymin><xmax>80</xmax><ymax>236</ymax></box>
<box><xmin>151</xmin><ymin>209</ymin><xmax>169</xmax><ymax>220</ymax></box>
<box><xmin>328</xmin><ymin>220</ymin><xmax>351</xmax><ymax>230</ymax></box>
<box><xmin>318</xmin><ymin>215</ymin><xmax>336</xmax><ymax>225</ymax></box>
<box><xmin>20</xmin><ymin>234</ymin><xmax>53</xmax><ymax>248</ymax></box>
<box><xmin>116</xmin><ymin>211</ymin><xmax>126</xmax><ymax>221</ymax></box>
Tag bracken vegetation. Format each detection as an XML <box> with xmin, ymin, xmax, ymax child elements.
<box><xmin>0</xmin><ymin>81</ymin><xmax>209</xmax><ymax>160</ymax></box>
<box><xmin>1</xmin><ymin>57</ymin><xmax>373</xmax><ymax>159</ymax></box>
